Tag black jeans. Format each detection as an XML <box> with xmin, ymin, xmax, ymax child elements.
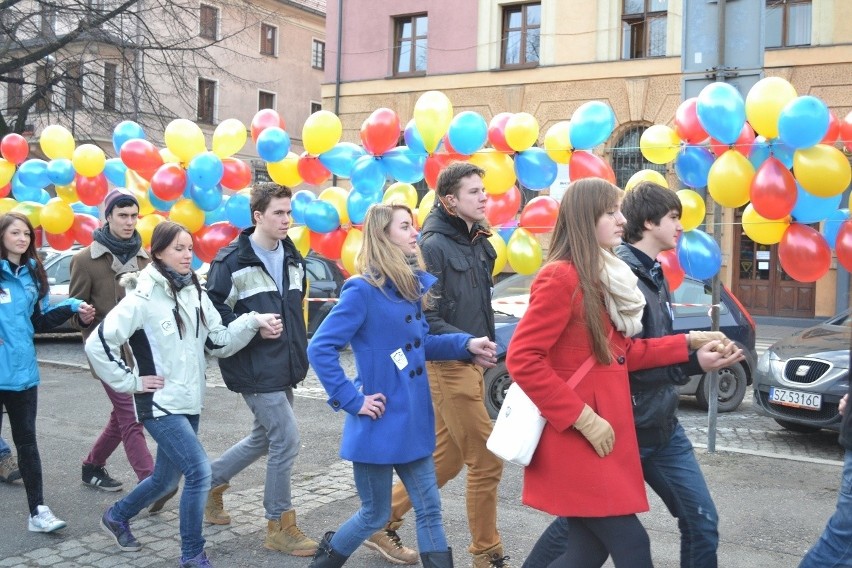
<box><xmin>0</xmin><ymin>387</ymin><xmax>43</xmax><ymax>515</ymax></box>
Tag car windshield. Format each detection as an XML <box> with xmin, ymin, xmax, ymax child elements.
<box><xmin>492</xmin><ymin>274</ymin><xmax>535</xmax><ymax>318</ymax></box>
<box><xmin>825</xmin><ymin>310</ymin><xmax>852</xmax><ymax>327</ymax></box>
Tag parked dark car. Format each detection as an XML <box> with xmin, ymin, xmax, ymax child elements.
<box><xmin>753</xmin><ymin>310</ymin><xmax>850</xmax><ymax>433</ymax></box>
<box><xmin>485</xmin><ymin>272</ymin><xmax>758</xmax><ymax>419</ymax></box>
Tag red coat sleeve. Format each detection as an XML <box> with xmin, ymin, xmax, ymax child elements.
<box><xmin>623</xmin><ymin>334</ymin><xmax>690</xmax><ymax>372</ymax></box>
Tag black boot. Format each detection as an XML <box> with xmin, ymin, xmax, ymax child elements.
<box><xmin>308</xmin><ymin>531</ymin><xmax>349</xmax><ymax>568</ymax></box>
<box><xmin>420</xmin><ymin>547</ymin><xmax>454</xmax><ymax>568</ymax></box>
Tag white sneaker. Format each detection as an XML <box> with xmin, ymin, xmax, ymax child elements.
<box><xmin>28</xmin><ymin>505</ymin><xmax>67</xmax><ymax>533</ymax></box>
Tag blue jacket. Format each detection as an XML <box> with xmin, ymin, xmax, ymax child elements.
<box><xmin>0</xmin><ymin>259</ymin><xmax>83</xmax><ymax>392</ymax></box>
<box><xmin>308</xmin><ymin>272</ymin><xmax>472</xmax><ymax>464</ymax></box>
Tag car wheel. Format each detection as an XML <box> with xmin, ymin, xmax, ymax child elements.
<box><xmin>773</xmin><ymin>419</ymin><xmax>821</xmax><ymax>434</ymax></box>
<box><xmin>694</xmin><ymin>362</ymin><xmax>747</xmax><ymax>412</ymax></box>
<box><xmin>483</xmin><ymin>360</ymin><xmax>513</xmax><ymax>420</ymax></box>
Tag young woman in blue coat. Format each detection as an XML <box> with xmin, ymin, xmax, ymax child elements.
<box><xmin>0</xmin><ymin>212</ymin><xmax>95</xmax><ymax>533</ymax></box>
<box><xmin>307</xmin><ymin>203</ymin><xmax>497</xmax><ymax>568</ymax></box>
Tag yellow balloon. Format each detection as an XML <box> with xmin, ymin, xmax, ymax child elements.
<box><xmin>0</xmin><ymin>158</ymin><xmax>15</xmax><ymax>187</ymax></box>
<box><xmin>625</xmin><ymin>169</ymin><xmax>668</xmax><ymax>192</ymax></box>
<box><xmin>125</xmin><ymin>169</ymin><xmax>150</xmax><ymax>193</ymax></box>
<box><xmin>417</xmin><ymin>190</ymin><xmax>436</xmax><ymax>228</ymax></box>
<box><xmin>488</xmin><ymin>233</ymin><xmax>508</xmax><ymax>276</ymax></box>
<box><xmin>267</xmin><ymin>152</ymin><xmax>303</xmax><ymax>187</ymax></box>
<box><xmin>289</xmin><ymin>225</ymin><xmax>310</xmax><ymax>257</ymax></box>
<box><xmin>160</xmin><ymin>147</ymin><xmax>182</xmax><ymax>164</ymax></box>
<box><xmin>340</xmin><ymin>228</ymin><xmax>363</xmax><ymax>276</ymax></box>
<box><xmin>793</xmin><ymin>144</ymin><xmax>852</xmax><ymax>198</ymax></box>
<box><xmin>40</xmin><ymin>125</ymin><xmax>75</xmax><ymax>160</ymax></box>
<box><xmin>168</xmin><ymin>199</ymin><xmax>205</xmax><ymax>233</ymax></box>
<box><xmin>130</xmin><ymin>186</ymin><xmax>155</xmax><ymax>216</ymax></box>
<box><xmin>640</xmin><ymin>125</ymin><xmax>681</xmax><ymax>165</ymax></box>
<box><xmin>383</xmin><ymin>182</ymin><xmax>418</xmax><ymax>209</ymax></box>
<box><xmin>165</xmin><ymin>119</ymin><xmax>206</xmax><ymax>162</ymax></box>
<box><xmin>469</xmin><ymin>148</ymin><xmax>517</xmax><ymax>195</ymax></box>
<box><xmin>319</xmin><ymin>186</ymin><xmax>350</xmax><ymax>226</ymax></box>
<box><xmin>12</xmin><ymin>201</ymin><xmax>43</xmax><ymax>227</ymax></box>
<box><xmin>543</xmin><ymin>121</ymin><xmax>573</xmax><ymax>164</ymax></box>
<box><xmin>507</xmin><ymin>228</ymin><xmax>542</xmax><ymax>275</ymax></box>
<box><xmin>745</xmin><ymin>77</ymin><xmax>797</xmax><ymax>139</ymax></box>
<box><xmin>212</xmin><ymin>119</ymin><xmax>247</xmax><ymax>158</ymax></box>
<box><xmin>504</xmin><ymin>113</ymin><xmax>540</xmax><ymax>152</ymax></box>
<box><xmin>137</xmin><ymin>214</ymin><xmax>167</xmax><ymax>248</ymax></box>
<box><xmin>0</xmin><ymin>198</ymin><xmax>17</xmax><ymax>214</ymax></box>
<box><xmin>742</xmin><ymin>204</ymin><xmax>790</xmax><ymax>245</ymax></box>
<box><xmin>676</xmin><ymin>189</ymin><xmax>706</xmax><ymax>232</ymax></box>
<box><xmin>303</xmin><ymin>111</ymin><xmax>343</xmax><ymax>156</ymax></box>
<box><xmin>708</xmin><ymin>150</ymin><xmax>753</xmax><ymax>208</ymax></box>
<box><xmin>40</xmin><ymin>197</ymin><xmax>75</xmax><ymax>234</ymax></box>
<box><xmin>56</xmin><ymin>183</ymin><xmax>78</xmax><ymax>203</ymax></box>
<box><xmin>414</xmin><ymin>91</ymin><xmax>453</xmax><ymax>154</ymax></box>
<box><xmin>72</xmin><ymin>144</ymin><xmax>106</xmax><ymax>177</ymax></box>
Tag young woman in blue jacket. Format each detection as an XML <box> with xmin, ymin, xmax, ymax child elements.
<box><xmin>307</xmin><ymin>203</ymin><xmax>497</xmax><ymax>568</ymax></box>
<box><xmin>0</xmin><ymin>212</ymin><xmax>95</xmax><ymax>533</ymax></box>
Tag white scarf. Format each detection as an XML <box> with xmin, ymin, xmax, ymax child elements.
<box><xmin>598</xmin><ymin>249</ymin><xmax>645</xmax><ymax>337</ymax></box>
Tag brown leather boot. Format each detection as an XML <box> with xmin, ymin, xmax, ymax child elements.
<box><xmin>365</xmin><ymin>520</ymin><xmax>418</xmax><ymax>565</ymax></box>
<box><xmin>471</xmin><ymin>544</ymin><xmax>511</xmax><ymax>568</ymax></box>
<box><xmin>264</xmin><ymin>509</ymin><xmax>319</xmax><ymax>556</ymax></box>
<box><xmin>204</xmin><ymin>483</ymin><xmax>230</xmax><ymax>525</ymax></box>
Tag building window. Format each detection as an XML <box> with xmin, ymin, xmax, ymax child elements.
<box><xmin>261</xmin><ymin>23</ymin><xmax>277</xmax><ymax>56</ymax></box>
<box><xmin>501</xmin><ymin>3</ymin><xmax>540</xmax><ymax>68</ymax></box>
<box><xmin>766</xmin><ymin>0</ymin><xmax>811</xmax><ymax>48</ymax></box>
<box><xmin>36</xmin><ymin>65</ymin><xmax>52</xmax><ymax>112</ymax></box>
<box><xmin>258</xmin><ymin>90</ymin><xmax>275</xmax><ymax>111</ymax></box>
<box><xmin>609</xmin><ymin>125</ymin><xmax>667</xmax><ymax>189</ymax></box>
<box><xmin>65</xmin><ymin>62</ymin><xmax>84</xmax><ymax>110</ymax></box>
<box><xmin>310</xmin><ymin>101</ymin><xmax>322</xmax><ymax>114</ymax></box>
<box><xmin>40</xmin><ymin>5</ymin><xmax>56</xmax><ymax>36</ymax></box>
<box><xmin>103</xmin><ymin>62</ymin><xmax>117</xmax><ymax>110</ymax></box>
<box><xmin>394</xmin><ymin>14</ymin><xmax>427</xmax><ymax>76</ymax></box>
<box><xmin>200</xmin><ymin>4</ymin><xmax>219</xmax><ymax>40</ymax></box>
<box><xmin>312</xmin><ymin>39</ymin><xmax>325</xmax><ymax>70</ymax></box>
<box><xmin>197</xmin><ymin>78</ymin><xmax>216</xmax><ymax>124</ymax></box>
<box><xmin>6</xmin><ymin>69</ymin><xmax>23</xmax><ymax>111</ymax></box>
<box><xmin>622</xmin><ymin>0</ymin><xmax>667</xmax><ymax>59</ymax></box>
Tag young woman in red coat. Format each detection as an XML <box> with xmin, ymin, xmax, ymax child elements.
<box><xmin>506</xmin><ymin>178</ymin><xmax>743</xmax><ymax>568</ymax></box>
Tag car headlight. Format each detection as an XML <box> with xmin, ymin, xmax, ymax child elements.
<box><xmin>756</xmin><ymin>349</ymin><xmax>778</xmax><ymax>373</ymax></box>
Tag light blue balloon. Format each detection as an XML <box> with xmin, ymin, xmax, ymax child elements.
<box><xmin>515</xmin><ymin>148</ymin><xmax>558</xmax><ymax>190</ymax></box>
<box><xmin>447</xmin><ymin>111</ymin><xmax>488</xmax><ymax>156</ymax></box>
<box><xmin>569</xmin><ymin>101</ymin><xmax>616</xmax><ymax>150</ymax></box>
<box><xmin>778</xmin><ymin>96</ymin><xmax>830</xmax><ymax>150</ymax></box>
<box><xmin>403</xmin><ymin>119</ymin><xmax>427</xmax><ymax>157</ymax></box>
<box><xmin>823</xmin><ymin>209</ymin><xmax>850</xmax><ymax>250</ymax></box>
<box><xmin>350</xmin><ymin>154</ymin><xmax>386</xmax><ymax>193</ymax></box>
<box><xmin>291</xmin><ymin>189</ymin><xmax>316</xmax><ymax>224</ymax></box>
<box><xmin>103</xmin><ymin>158</ymin><xmax>128</xmax><ymax>187</ymax></box>
<box><xmin>37</xmin><ymin>189</ymin><xmax>51</xmax><ymax>204</ymax></box>
<box><xmin>497</xmin><ymin>219</ymin><xmax>519</xmax><ymax>243</ymax></box>
<box><xmin>187</xmin><ymin>152</ymin><xmax>224</xmax><ymax>190</ymax></box>
<box><xmin>204</xmin><ymin>195</ymin><xmax>229</xmax><ymax>224</ymax></box>
<box><xmin>256</xmin><ymin>127</ymin><xmax>290</xmax><ymax>163</ymax></box>
<box><xmin>749</xmin><ymin>136</ymin><xmax>795</xmax><ymax>170</ymax></box>
<box><xmin>347</xmin><ymin>187</ymin><xmax>383</xmax><ymax>225</ymax></box>
<box><xmin>112</xmin><ymin>121</ymin><xmax>146</xmax><ymax>155</ymax></box>
<box><xmin>319</xmin><ymin>142</ymin><xmax>366</xmax><ymax>178</ymax></box>
<box><xmin>11</xmin><ymin>173</ymin><xmax>42</xmax><ymax>202</ymax></box>
<box><xmin>17</xmin><ymin>159</ymin><xmax>50</xmax><ymax>189</ymax></box>
<box><xmin>190</xmin><ymin>184</ymin><xmax>223</xmax><ymax>212</ymax></box>
<box><xmin>677</xmin><ymin>229</ymin><xmax>722</xmax><ymax>280</ymax></box>
<box><xmin>71</xmin><ymin>202</ymin><xmax>99</xmax><ymax>218</ymax></box>
<box><xmin>791</xmin><ymin>183</ymin><xmax>842</xmax><ymax>224</ymax></box>
<box><xmin>148</xmin><ymin>189</ymin><xmax>177</xmax><ymax>212</ymax></box>
<box><xmin>304</xmin><ymin>200</ymin><xmax>340</xmax><ymax>233</ymax></box>
<box><xmin>191</xmin><ymin>254</ymin><xmax>204</xmax><ymax>270</ymax></box>
<box><xmin>225</xmin><ymin>193</ymin><xmax>252</xmax><ymax>229</ymax></box>
<box><xmin>696</xmin><ymin>82</ymin><xmax>745</xmax><ymax>145</ymax></box>
<box><xmin>382</xmin><ymin>146</ymin><xmax>426</xmax><ymax>184</ymax></box>
<box><xmin>46</xmin><ymin>159</ymin><xmax>76</xmax><ymax>186</ymax></box>
<box><xmin>675</xmin><ymin>145</ymin><xmax>715</xmax><ymax>189</ymax></box>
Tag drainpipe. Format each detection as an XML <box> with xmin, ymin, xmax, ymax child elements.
<box><xmin>332</xmin><ymin>0</ymin><xmax>343</xmax><ymax>187</ymax></box>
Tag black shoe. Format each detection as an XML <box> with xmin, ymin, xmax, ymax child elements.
<box><xmin>82</xmin><ymin>463</ymin><xmax>123</xmax><ymax>492</ymax></box>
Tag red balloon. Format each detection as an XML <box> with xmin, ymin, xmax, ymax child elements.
<box><xmin>310</xmin><ymin>228</ymin><xmax>348</xmax><ymax>260</ymax></box>
<box><xmin>657</xmin><ymin>249</ymin><xmax>684</xmax><ymax>291</ymax></box>
<box><xmin>488</xmin><ymin>112</ymin><xmax>514</xmax><ymax>154</ymax></box>
<box><xmin>749</xmin><ymin>157</ymin><xmax>797</xmax><ymax>220</ymax></box>
<box><xmin>710</xmin><ymin>123</ymin><xmax>755</xmax><ymax>157</ymax></box>
<box><xmin>1</xmin><ymin>133</ymin><xmax>29</xmax><ymax>164</ymax></box>
<box><xmin>120</xmin><ymin>139</ymin><xmax>163</xmax><ymax>178</ymax></box>
<box><xmin>193</xmin><ymin>222</ymin><xmax>239</xmax><ymax>263</ymax></box>
<box><xmin>71</xmin><ymin>213</ymin><xmax>99</xmax><ymax>246</ymax></box>
<box><xmin>151</xmin><ymin>163</ymin><xmax>187</xmax><ymax>201</ymax></box>
<box><xmin>440</xmin><ymin>135</ymin><xmax>471</xmax><ymax>160</ymax></box>
<box><xmin>45</xmin><ymin>228</ymin><xmax>76</xmax><ymax>250</ymax></box>
<box><xmin>360</xmin><ymin>108</ymin><xmax>400</xmax><ymax>156</ymax></box>
<box><xmin>297</xmin><ymin>153</ymin><xmax>331</xmax><ymax>186</ymax></box>
<box><xmin>519</xmin><ymin>196</ymin><xmax>558</xmax><ymax>234</ymax></box>
<box><xmin>0</xmin><ymin>183</ymin><xmax>10</xmax><ymax>198</ymax></box>
<box><xmin>839</xmin><ymin>111</ymin><xmax>852</xmax><ymax>153</ymax></box>
<box><xmin>778</xmin><ymin>224</ymin><xmax>831</xmax><ymax>282</ymax></box>
<box><xmin>821</xmin><ymin>111</ymin><xmax>840</xmax><ymax>145</ymax></box>
<box><xmin>424</xmin><ymin>153</ymin><xmax>456</xmax><ymax>189</ymax></box>
<box><xmin>568</xmin><ymin>151</ymin><xmax>615</xmax><ymax>183</ymax></box>
<box><xmin>251</xmin><ymin>109</ymin><xmax>286</xmax><ymax>143</ymax></box>
<box><xmin>835</xmin><ymin>220</ymin><xmax>852</xmax><ymax>273</ymax></box>
<box><xmin>221</xmin><ymin>158</ymin><xmax>252</xmax><ymax>190</ymax></box>
<box><xmin>674</xmin><ymin>98</ymin><xmax>709</xmax><ymax>145</ymax></box>
<box><xmin>75</xmin><ymin>173</ymin><xmax>109</xmax><ymax>206</ymax></box>
<box><xmin>485</xmin><ymin>185</ymin><xmax>521</xmax><ymax>226</ymax></box>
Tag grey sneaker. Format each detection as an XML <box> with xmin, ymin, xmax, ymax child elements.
<box><xmin>101</xmin><ymin>506</ymin><xmax>142</xmax><ymax>552</ymax></box>
<box><xmin>28</xmin><ymin>505</ymin><xmax>67</xmax><ymax>533</ymax></box>
<box><xmin>0</xmin><ymin>453</ymin><xmax>21</xmax><ymax>483</ymax></box>
<box><xmin>82</xmin><ymin>463</ymin><xmax>123</xmax><ymax>491</ymax></box>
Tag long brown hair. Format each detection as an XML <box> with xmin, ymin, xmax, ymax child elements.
<box><xmin>0</xmin><ymin>212</ymin><xmax>49</xmax><ymax>299</ymax></box>
<box><xmin>149</xmin><ymin>221</ymin><xmax>206</xmax><ymax>336</ymax></box>
<box><xmin>547</xmin><ymin>178</ymin><xmax>623</xmax><ymax>364</ymax></box>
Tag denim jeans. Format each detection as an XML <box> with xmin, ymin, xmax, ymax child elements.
<box><xmin>210</xmin><ymin>389</ymin><xmax>299</xmax><ymax>519</ymax></box>
<box><xmin>0</xmin><ymin>387</ymin><xmax>44</xmax><ymax>515</ymax></box>
<box><xmin>331</xmin><ymin>456</ymin><xmax>448</xmax><ymax>556</ymax></box>
<box><xmin>798</xmin><ymin>449</ymin><xmax>852</xmax><ymax>568</ymax></box>
<box><xmin>0</xmin><ymin>435</ymin><xmax>9</xmax><ymax>457</ymax></box>
<box><xmin>111</xmin><ymin>414</ymin><xmax>211</xmax><ymax>560</ymax></box>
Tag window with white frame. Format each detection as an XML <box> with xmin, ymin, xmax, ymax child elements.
<box><xmin>258</xmin><ymin>90</ymin><xmax>275</xmax><ymax>111</ymax></box>
<box><xmin>197</xmin><ymin>78</ymin><xmax>216</xmax><ymax>124</ymax></box>
<box><xmin>312</xmin><ymin>39</ymin><xmax>325</xmax><ymax>70</ymax></box>
<box><xmin>765</xmin><ymin>0</ymin><xmax>811</xmax><ymax>48</ymax></box>
<box><xmin>200</xmin><ymin>4</ymin><xmax>219</xmax><ymax>40</ymax></box>
<box><xmin>261</xmin><ymin>23</ymin><xmax>277</xmax><ymax>56</ymax></box>
<box><xmin>621</xmin><ymin>0</ymin><xmax>667</xmax><ymax>60</ymax></box>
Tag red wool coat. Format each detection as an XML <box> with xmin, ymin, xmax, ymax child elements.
<box><xmin>505</xmin><ymin>261</ymin><xmax>690</xmax><ymax>518</ymax></box>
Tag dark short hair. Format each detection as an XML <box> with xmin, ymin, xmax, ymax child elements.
<box><xmin>250</xmin><ymin>182</ymin><xmax>293</xmax><ymax>222</ymax></box>
<box><xmin>435</xmin><ymin>162</ymin><xmax>485</xmax><ymax>198</ymax></box>
<box><xmin>621</xmin><ymin>181</ymin><xmax>683</xmax><ymax>244</ymax></box>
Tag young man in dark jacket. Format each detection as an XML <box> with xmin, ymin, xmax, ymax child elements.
<box><xmin>203</xmin><ymin>183</ymin><xmax>317</xmax><ymax>556</ymax></box>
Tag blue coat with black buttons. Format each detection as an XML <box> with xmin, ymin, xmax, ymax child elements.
<box><xmin>307</xmin><ymin>271</ymin><xmax>472</xmax><ymax>464</ymax></box>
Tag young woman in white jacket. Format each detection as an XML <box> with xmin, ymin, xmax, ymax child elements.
<box><xmin>85</xmin><ymin>221</ymin><xmax>281</xmax><ymax>568</ymax></box>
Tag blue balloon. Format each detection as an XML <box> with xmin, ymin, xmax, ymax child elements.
<box><xmin>103</xmin><ymin>158</ymin><xmax>128</xmax><ymax>187</ymax></box>
<box><xmin>256</xmin><ymin>127</ymin><xmax>290</xmax><ymax>163</ymax></box>
<box><xmin>382</xmin><ymin>146</ymin><xmax>426</xmax><ymax>184</ymax></box>
<box><xmin>37</xmin><ymin>189</ymin><xmax>51</xmax><ymax>204</ymax></box>
<box><xmin>778</xmin><ymin>96</ymin><xmax>830</xmax><ymax>150</ymax></box>
<box><xmin>11</xmin><ymin>173</ymin><xmax>41</xmax><ymax>202</ymax></box>
<box><xmin>17</xmin><ymin>159</ymin><xmax>50</xmax><ymax>189</ymax></box>
<box><xmin>569</xmin><ymin>101</ymin><xmax>616</xmax><ymax>150</ymax></box>
<box><xmin>204</xmin><ymin>195</ymin><xmax>229</xmax><ymax>224</ymax></box>
<box><xmin>148</xmin><ymin>188</ymin><xmax>177</xmax><ymax>212</ymax></box>
<box><xmin>823</xmin><ymin>209</ymin><xmax>850</xmax><ymax>250</ymax></box>
<box><xmin>304</xmin><ymin>200</ymin><xmax>340</xmax><ymax>233</ymax></box>
<box><xmin>514</xmin><ymin>148</ymin><xmax>558</xmax><ymax>190</ymax></box>
<box><xmin>291</xmin><ymin>189</ymin><xmax>316</xmax><ymax>224</ymax></box>
<box><xmin>749</xmin><ymin>136</ymin><xmax>795</xmax><ymax>170</ymax></box>
<box><xmin>447</xmin><ymin>111</ymin><xmax>488</xmax><ymax>156</ymax></box>
<box><xmin>497</xmin><ymin>219</ymin><xmax>519</xmax><ymax>243</ymax></box>
<box><xmin>112</xmin><ymin>121</ymin><xmax>146</xmax><ymax>155</ymax></box>
<box><xmin>696</xmin><ymin>82</ymin><xmax>745</xmax><ymax>145</ymax></box>
<box><xmin>350</xmin><ymin>154</ymin><xmax>386</xmax><ymax>193</ymax></box>
<box><xmin>71</xmin><ymin>202</ymin><xmax>99</xmax><ymax>218</ymax></box>
<box><xmin>347</xmin><ymin>187</ymin><xmax>383</xmax><ymax>225</ymax></box>
<box><xmin>791</xmin><ymin>183</ymin><xmax>842</xmax><ymax>224</ymax></box>
<box><xmin>225</xmin><ymin>193</ymin><xmax>252</xmax><ymax>229</ymax></box>
<box><xmin>319</xmin><ymin>142</ymin><xmax>366</xmax><ymax>178</ymax></box>
<box><xmin>187</xmin><ymin>152</ymin><xmax>224</xmax><ymax>190</ymax></box>
<box><xmin>403</xmin><ymin>119</ymin><xmax>427</xmax><ymax>157</ymax></box>
<box><xmin>675</xmin><ymin>145</ymin><xmax>715</xmax><ymax>188</ymax></box>
<box><xmin>46</xmin><ymin>159</ymin><xmax>75</xmax><ymax>186</ymax></box>
<box><xmin>191</xmin><ymin>254</ymin><xmax>204</xmax><ymax>271</ymax></box>
<box><xmin>190</xmin><ymin>184</ymin><xmax>223</xmax><ymax>212</ymax></box>
<box><xmin>677</xmin><ymin>229</ymin><xmax>722</xmax><ymax>280</ymax></box>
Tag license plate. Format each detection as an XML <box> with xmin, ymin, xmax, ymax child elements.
<box><xmin>769</xmin><ymin>387</ymin><xmax>822</xmax><ymax>410</ymax></box>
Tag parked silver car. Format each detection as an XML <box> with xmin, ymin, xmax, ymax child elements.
<box><xmin>39</xmin><ymin>247</ymin><xmax>80</xmax><ymax>333</ymax></box>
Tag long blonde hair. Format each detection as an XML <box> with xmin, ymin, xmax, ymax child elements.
<box><xmin>547</xmin><ymin>178</ymin><xmax>623</xmax><ymax>364</ymax></box>
<box><xmin>357</xmin><ymin>203</ymin><xmax>426</xmax><ymax>302</ymax></box>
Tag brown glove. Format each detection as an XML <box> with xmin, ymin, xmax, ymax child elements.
<box><xmin>573</xmin><ymin>405</ymin><xmax>615</xmax><ymax>457</ymax></box>
<box><xmin>687</xmin><ymin>330</ymin><xmax>730</xmax><ymax>351</ymax></box>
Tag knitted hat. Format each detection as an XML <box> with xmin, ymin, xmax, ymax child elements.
<box><xmin>103</xmin><ymin>189</ymin><xmax>140</xmax><ymax>218</ymax></box>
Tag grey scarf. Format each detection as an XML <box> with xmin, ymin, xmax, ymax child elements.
<box><xmin>92</xmin><ymin>224</ymin><xmax>142</xmax><ymax>265</ymax></box>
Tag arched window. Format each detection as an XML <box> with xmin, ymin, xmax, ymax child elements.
<box><xmin>609</xmin><ymin>125</ymin><xmax>667</xmax><ymax>189</ymax></box>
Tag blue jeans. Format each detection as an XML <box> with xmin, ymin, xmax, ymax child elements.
<box><xmin>331</xmin><ymin>456</ymin><xmax>448</xmax><ymax>556</ymax></box>
<box><xmin>111</xmin><ymin>414</ymin><xmax>211</xmax><ymax>560</ymax></box>
<box><xmin>0</xmin><ymin>435</ymin><xmax>10</xmax><ymax>458</ymax></box>
<box><xmin>798</xmin><ymin>449</ymin><xmax>852</xmax><ymax>568</ymax></box>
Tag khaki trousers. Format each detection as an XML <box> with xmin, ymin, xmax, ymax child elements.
<box><xmin>388</xmin><ymin>360</ymin><xmax>504</xmax><ymax>554</ymax></box>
